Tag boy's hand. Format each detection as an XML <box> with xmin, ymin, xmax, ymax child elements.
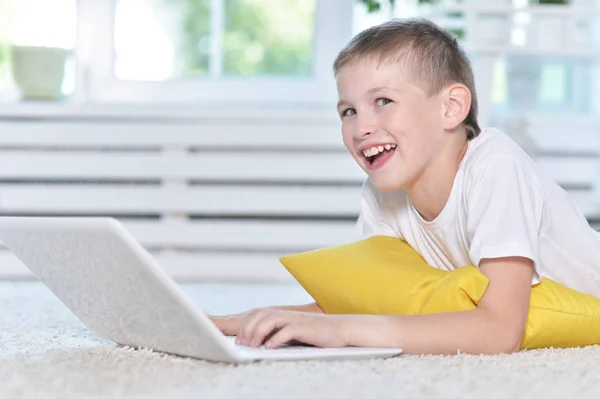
<box><xmin>209</xmin><ymin>311</ymin><xmax>253</xmax><ymax>336</ymax></box>
<box><xmin>233</xmin><ymin>308</ymin><xmax>356</xmax><ymax>349</ymax></box>
<box><xmin>209</xmin><ymin>302</ymin><xmax>324</xmax><ymax>337</ymax></box>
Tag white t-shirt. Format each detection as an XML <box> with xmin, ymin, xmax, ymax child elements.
<box><xmin>357</xmin><ymin>127</ymin><xmax>600</xmax><ymax>298</ymax></box>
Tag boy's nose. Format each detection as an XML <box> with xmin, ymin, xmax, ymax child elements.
<box><xmin>354</xmin><ymin>112</ymin><xmax>376</xmax><ymax>139</ymax></box>
<box><xmin>355</xmin><ymin>123</ymin><xmax>375</xmax><ymax>139</ymax></box>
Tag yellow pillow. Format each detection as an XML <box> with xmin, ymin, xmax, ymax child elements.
<box><xmin>279</xmin><ymin>235</ymin><xmax>600</xmax><ymax>350</ymax></box>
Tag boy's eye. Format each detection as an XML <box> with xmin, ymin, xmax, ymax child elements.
<box><xmin>376</xmin><ymin>98</ymin><xmax>392</xmax><ymax>106</ymax></box>
<box><xmin>341</xmin><ymin>108</ymin><xmax>356</xmax><ymax>117</ymax></box>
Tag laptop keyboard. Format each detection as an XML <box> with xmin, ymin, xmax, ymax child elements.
<box><xmin>223</xmin><ymin>336</ymin><xmax>404</xmax><ymax>360</ymax></box>
<box><xmin>225</xmin><ymin>336</ymin><xmax>320</xmax><ymax>351</ymax></box>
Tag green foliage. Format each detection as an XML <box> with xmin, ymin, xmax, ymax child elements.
<box><xmin>358</xmin><ymin>0</ymin><xmax>439</xmax><ymax>12</ymax></box>
<box><xmin>359</xmin><ymin>0</ymin><xmax>568</xmax><ymax>7</ymax></box>
<box><xmin>223</xmin><ymin>0</ymin><xmax>314</xmax><ymax>76</ymax></box>
<box><xmin>449</xmin><ymin>28</ymin><xmax>465</xmax><ymax>40</ymax></box>
<box><xmin>0</xmin><ymin>43</ymin><xmax>10</xmax><ymax>91</ymax></box>
<box><xmin>357</xmin><ymin>0</ymin><xmax>463</xmax><ymax>41</ymax></box>
<box><xmin>164</xmin><ymin>0</ymin><xmax>211</xmax><ymax>76</ymax></box>
<box><xmin>360</xmin><ymin>0</ymin><xmax>383</xmax><ymax>12</ymax></box>
<box><xmin>163</xmin><ymin>0</ymin><xmax>314</xmax><ymax>77</ymax></box>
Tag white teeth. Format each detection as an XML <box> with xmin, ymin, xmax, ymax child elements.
<box><xmin>361</xmin><ymin>144</ymin><xmax>396</xmax><ymax>158</ymax></box>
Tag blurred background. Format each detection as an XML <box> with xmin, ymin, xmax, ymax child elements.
<box><xmin>1</xmin><ymin>0</ymin><xmax>600</xmax><ymax>283</ymax></box>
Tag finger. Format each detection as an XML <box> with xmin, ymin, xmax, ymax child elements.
<box><xmin>209</xmin><ymin>316</ymin><xmax>241</xmax><ymax>336</ymax></box>
<box><xmin>266</xmin><ymin>323</ymin><xmax>340</xmax><ymax>349</ymax></box>
<box><xmin>237</xmin><ymin>310</ymin><xmax>271</xmax><ymax>346</ymax></box>
<box><xmin>265</xmin><ymin>324</ymin><xmax>308</xmax><ymax>349</ymax></box>
<box><xmin>248</xmin><ymin>313</ymin><xmax>289</xmax><ymax>347</ymax></box>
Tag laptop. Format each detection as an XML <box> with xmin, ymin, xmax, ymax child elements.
<box><xmin>0</xmin><ymin>216</ymin><xmax>402</xmax><ymax>363</ymax></box>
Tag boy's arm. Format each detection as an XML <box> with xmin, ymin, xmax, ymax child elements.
<box><xmin>235</xmin><ymin>256</ymin><xmax>534</xmax><ymax>354</ymax></box>
<box><xmin>359</xmin><ymin>159</ymin><xmax>541</xmax><ymax>354</ymax></box>
<box><xmin>351</xmin><ymin>256</ymin><xmax>534</xmax><ymax>354</ymax></box>
<box><xmin>272</xmin><ymin>302</ymin><xmax>324</xmax><ymax>313</ymax></box>
<box><xmin>373</xmin><ymin>157</ymin><xmax>536</xmax><ymax>354</ymax></box>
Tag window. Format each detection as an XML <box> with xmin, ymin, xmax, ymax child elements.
<box><xmin>114</xmin><ymin>0</ymin><xmax>316</xmax><ymax>80</ymax></box>
<box><xmin>352</xmin><ymin>0</ymin><xmax>600</xmax><ymax>124</ymax></box>
<box><xmin>0</xmin><ymin>0</ymin><xmax>352</xmax><ymax>106</ymax></box>
<box><xmin>2</xmin><ymin>0</ymin><xmax>599</xmax><ymax>111</ymax></box>
<box><xmin>79</xmin><ymin>0</ymin><xmax>353</xmax><ymax>105</ymax></box>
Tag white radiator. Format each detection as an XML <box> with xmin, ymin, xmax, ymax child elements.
<box><xmin>0</xmin><ymin>106</ymin><xmax>598</xmax><ymax>282</ymax></box>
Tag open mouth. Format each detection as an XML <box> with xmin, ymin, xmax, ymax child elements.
<box><xmin>362</xmin><ymin>144</ymin><xmax>396</xmax><ymax>168</ymax></box>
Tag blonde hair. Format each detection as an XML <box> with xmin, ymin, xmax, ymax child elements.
<box><xmin>333</xmin><ymin>18</ymin><xmax>481</xmax><ymax>140</ymax></box>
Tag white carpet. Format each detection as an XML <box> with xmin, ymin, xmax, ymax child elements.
<box><xmin>2</xmin><ymin>281</ymin><xmax>600</xmax><ymax>399</ymax></box>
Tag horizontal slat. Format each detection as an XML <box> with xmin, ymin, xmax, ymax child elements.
<box><xmin>0</xmin><ymin>218</ymin><xmax>356</xmax><ymax>282</ymax></box>
<box><xmin>525</xmin><ymin>115</ymin><xmax>600</xmax><ymax>134</ymax></box>
<box><xmin>3</xmin><ymin>184</ymin><xmax>600</xmax><ymax>216</ymax></box>
<box><xmin>0</xmin><ymin>185</ymin><xmax>361</xmax><ymax>216</ymax></box>
<box><xmin>1</xmin><ymin>150</ymin><xmax>596</xmax><ymax>186</ymax></box>
<box><xmin>7</xmin><ymin>219</ymin><xmax>354</xmax><ymax>251</ymax></box>
<box><xmin>1</xmin><ymin>118</ymin><xmax>598</xmax><ymax>154</ymax></box>
<box><xmin>1</xmin><ymin>121</ymin><xmax>598</xmax><ymax>154</ymax></box>
<box><xmin>564</xmin><ymin>190</ymin><xmax>600</xmax><ymax>220</ymax></box>
<box><xmin>2</xmin><ymin>186</ymin><xmax>599</xmax><ymax>220</ymax></box>
<box><xmin>514</xmin><ymin>115</ymin><xmax>600</xmax><ymax>155</ymax></box>
<box><xmin>0</xmin><ymin>250</ymin><xmax>297</xmax><ymax>283</ymax></box>
<box><xmin>0</xmin><ymin>152</ymin><xmax>365</xmax><ymax>182</ymax></box>
<box><xmin>0</xmin><ymin>103</ymin><xmax>340</xmax><ymax>121</ymax></box>
<box><xmin>0</xmin><ymin>220</ymin><xmax>356</xmax><ymax>252</ymax></box>
<box><xmin>0</xmin><ymin>122</ymin><xmax>344</xmax><ymax>149</ymax></box>
<box><xmin>537</xmin><ymin>156</ymin><xmax>600</xmax><ymax>187</ymax></box>
<box><xmin>0</xmin><ymin>151</ymin><xmax>592</xmax><ymax>187</ymax></box>
<box><xmin>123</xmin><ymin>220</ymin><xmax>356</xmax><ymax>250</ymax></box>
<box><xmin>531</xmin><ymin>132</ymin><xmax>600</xmax><ymax>155</ymax></box>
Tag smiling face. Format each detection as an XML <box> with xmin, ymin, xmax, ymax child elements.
<box><xmin>336</xmin><ymin>58</ymin><xmax>447</xmax><ymax>193</ymax></box>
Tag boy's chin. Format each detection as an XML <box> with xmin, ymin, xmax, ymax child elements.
<box><xmin>369</xmin><ymin>176</ymin><xmax>404</xmax><ymax>193</ymax></box>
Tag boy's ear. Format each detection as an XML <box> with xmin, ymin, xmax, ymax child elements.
<box><xmin>442</xmin><ymin>83</ymin><xmax>471</xmax><ymax>130</ymax></box>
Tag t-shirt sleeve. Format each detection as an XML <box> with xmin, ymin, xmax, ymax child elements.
<box><xmin>355</xmin><ymin>179</ymin><xmax>401</xmax><ymax>240</ymax></box>
<box><xmin>467</xmin><ymin>157</ymin><xmax>545</xmax><ymax>284</ymax></box>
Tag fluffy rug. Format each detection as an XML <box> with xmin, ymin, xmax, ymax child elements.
<box><xmin>2</xmin><ymin>281</ymin><xmax>600</xmax><ymax>399</ymax></box>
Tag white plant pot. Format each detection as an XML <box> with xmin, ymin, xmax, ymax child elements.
<box><xmin>11</xmin><ymin>45</ymin><xmax>70</xmax><ymax>100</ymax></box>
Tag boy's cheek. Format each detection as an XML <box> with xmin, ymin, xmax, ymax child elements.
<box><xmin>341</xmin><ymin>132</ymin><xmax>355</xmax><ymax>153</ymax></box>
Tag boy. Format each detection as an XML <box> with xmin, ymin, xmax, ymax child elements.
<box><xmin>209</xmin><ymin>18</ymin><xmax>600</xmax><ymax>355</ymax></box>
